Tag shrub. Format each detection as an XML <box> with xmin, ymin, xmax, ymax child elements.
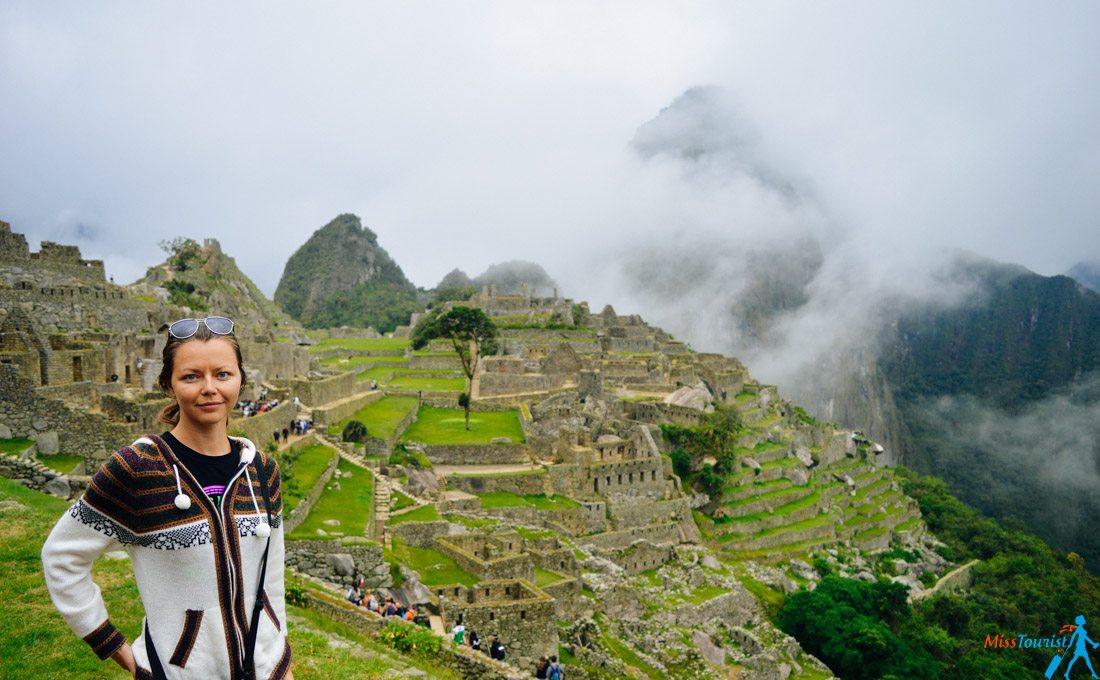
<box><xmin>342</xmin><ymin>419</ymin><xmax>369</xmax><ymax>443</ymax></box>
<box><xmin>285</xmin><ymin>582</ymin><xmax>308</xmax><ymax>608</ymax></box>
<box><xmin>378</xmin><ymin>621</ymin><xmax>441</xmax><ymax>656</ymax></box>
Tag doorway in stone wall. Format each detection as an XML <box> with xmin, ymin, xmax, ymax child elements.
<box><xmin>72</xmin><ymin>356</ymin><xmax>83</xmax><ymax>382</ymax></box>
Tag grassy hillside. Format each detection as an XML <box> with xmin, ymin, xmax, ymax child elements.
<box><xmin>0</xmin><ymin>478</ymin><xmax>448</xmax><ymax>679</ymax></box>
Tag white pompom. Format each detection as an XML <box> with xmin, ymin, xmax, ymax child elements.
<box><xmin>174</xmin><ymin>493</ymin><xmax>191</xmax><ymax>510</ymax></box>
<box><xmin>256</xmin><ymin>522</ymin><xmax>271</xmax><ymax>538</ymax></box>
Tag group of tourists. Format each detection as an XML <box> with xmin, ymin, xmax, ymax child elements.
<box><xmin>534</xmin><ymin>655</ymin><xmax>565</xmax><ymax>679</ymax></box>
<box><xmin>452</xmin><ymin>624</ymin><xmax>507</xmax><ymax>660</ymax></box>
<box><xmin>346</xmin><ymin>581</ymin><xmax>417</xmax><ymax>622</ymax></box>
<box><xmin>237</xmin><ymin>397</ymin><xmax>279</xmax><ymax>417</ymax></box>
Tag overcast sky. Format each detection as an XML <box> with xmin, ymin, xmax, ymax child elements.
<box><xmin>2</xmin><ymin>2</ymin><xmax>1098</xmax><ymax>311</ymax></box>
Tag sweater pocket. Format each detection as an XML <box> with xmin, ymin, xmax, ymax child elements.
<box><xmin>261</xmin><ymin>589</ymin><xmax>281</xmax><ymax>631</ymax></box>
<box><xmin>168</xmin><ymin>609</ymin><xmax>204</xmax><ymax>668</ymax></box>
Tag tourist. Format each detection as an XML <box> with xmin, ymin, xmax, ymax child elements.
<box><xmin>452</xmin><ymin>622</ymin><xmax>466</xmax><ymax>645</ymax></box>
<box><xmin>347</xmin><ymin>577</ymin><xmax>364</xmax><ymax>605</ymax></box>
<box><xmin>534</xmin><ymin>655</ymin><xmax>549</xmax><ymax>678</ymax></box>
<box><xmin>489</xmin><ymin>635</ymin><xmax>506</xmax><ymax>661</ymax></box>
<box><xmin>468</xmin><ymin>629</ymin><xmax>481</xmax><ymax>653</ymax></box>
<box><xmin>41</xmin><ymin>315</ymin><xmax>293</xmax><ymax>679</ymax></box>
<box><xmin>281</xmin><ymin>426</ymin><xmax>289</xmax><ymax>444</ymax></box>
<box><xmin>383</xmin><ymin>598</ymin><xmax>399</xmax><ymax>618</ymax></box>
<box><xmin>404</xmin><ymin>606</ymin><xmax>416</xmax><ymax>622</ymax></box>
<box><xmin>293</xmin><ymin>395</ymin><xmax>300</xmax><ymax>411</ymax></box>
<box><xmin>547</xmin><ymin>655</ymin><xmax>565</xmax><ymax>680</ymax></box>
<box><xmin>364</xmin><ymin>591</ymin><xmax>379</xmax><ymax>612</ymax></box>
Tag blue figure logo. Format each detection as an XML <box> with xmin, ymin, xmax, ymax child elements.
<box><xmin>1048</xmin><ymin>615</ymin><xmax>1100</xmax><ymax>679</ymax></box>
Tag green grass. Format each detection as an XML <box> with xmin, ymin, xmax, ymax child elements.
<box><xmin>388</xmin><ymin>504</ymin><xmax>441</xmax><ymax>525</ymax></box>
<box><xmin>0</xmin><ymin>477</ymin><xmax>437</xmax><ymax>678</ymax></box>
<box><xmin>288</xmin><ymin>460</ymin><xmax>374</xmax><ymax>539</ymax></box>
<box><xmin>401</xmin><ymin>406</ymin><xmax>525</xmax><ymax>445</ymax></box>
<box><xmin>475</xmin><ymin>492</ymin><xmax>580</xmax><ymax>510</ymax></box>
<box><xmin>535</xmin><ymin>568</ymin><xmax>567</xmax><ymax>587</ymax></box>
<box><xmin>386</xmin><ymin>536</ymin><xmax>477</xmax><ymax>587</ymax></box>
<box><xmin>0</xmin><ymin>438</ymin><xmax>33</xmax><ymax>455</ymax></box>
<box><xmin>319</xmin><ymin>355</ymin><xmax>399</xmax><ymax>369</ymax></box>
<box><xmin>683</xmin><ymin>585</ymin><xmax>729</xmax><ymax>604</ymax></box>
<box><xmin>391</xmin><ymin>490</ymin><xmax>415</xmax><ymax>512</ymax></box>
<box><xmin>309</xmin><ymin>337</ymin><xmax>411</xmax><ymax>353</ymax></box>
<box><xmin>34</xmin><ymin>454</ymin><xmax>84</xmax><ymax>475</ymax></box>
<box><xmin>356</xmin><ymin>366</ymin><xmax>400</xmax><ymax>383</ymax></box>
<box><xmin>337</xmin><ymin>397</ymin><xmax>419</xmax><ymax>441</ymax></box>
<box><xmin>0</xmin><ymin>478</ymin><xmax>143</xmax><ymax>678</ymax></box>
<box><xmin>288</xmin><ymin>602</ymin><xmax>460</xmax><ymax>679</ymax></box>
<box><xmin>450</xmin><ymin>467</ymin><xmax>545</xmax><ymax>478</ymax></box>
<box><xmin>278</xmin><ymin>441</ymin><xmax>338</xmax><ymax>513</ymax></box>
<box><xmin>722</xmin><ymin>490</ymin><xmax>824</xmax><ymax>525</ymax></box>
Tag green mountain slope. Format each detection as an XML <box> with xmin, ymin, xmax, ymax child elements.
<box><xmin>274</xmin><ymin>214</ymin><xmax>420</xmax><ymax>332</ymax></box>
<box><xmin>137</xmin><ymin>237</ymin><xmax>291</xmax><ymax>333</ymax></box>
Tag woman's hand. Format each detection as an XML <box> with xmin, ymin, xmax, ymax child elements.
<box><xmin>110</xmin><ymin>643</ymin><xmax>137</xmax><ymax>677</ymax></box>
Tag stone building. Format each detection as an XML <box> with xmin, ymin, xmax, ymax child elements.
<box><xmin>435</xmin><ymin>579</ymin><xmax>558</xmax><ymax>669</ymax></box>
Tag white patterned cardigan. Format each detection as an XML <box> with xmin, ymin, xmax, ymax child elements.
<box><xmin>42</xmin><ymin>435</ymin><xmax>291</xmax><ymax>679</ymax></box>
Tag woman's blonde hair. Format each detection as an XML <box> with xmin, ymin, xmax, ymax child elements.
<box><xmin>157</xmin><ymin>322</ymin><xmax>247</xmax><ymax>426</ymax></box>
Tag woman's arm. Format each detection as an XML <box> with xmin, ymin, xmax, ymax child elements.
<box><xmin>110</xmin><ymin>643</ymin><xmax>136</xmax><ymax>676</ymax></box>
<box><xmin>41</xmin><ymin>499</ymin><xmax>128</xmax><ymax>661</ymax></box>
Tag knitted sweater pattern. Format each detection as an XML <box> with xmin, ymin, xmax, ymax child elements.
<box><xmin>42</xmin><ymin>435</ymin><xmax>291</xmax><ymax>680</ymax></box>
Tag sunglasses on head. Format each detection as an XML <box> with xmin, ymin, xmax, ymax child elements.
<box><xmin>167</xmin><ymin>316</ymin><xmax>235</xmax><ymax>339</ymax></box>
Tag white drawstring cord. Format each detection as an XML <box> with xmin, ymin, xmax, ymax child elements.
<box><xmin>172</xmin><ymin>464</ymin><xmax>191</xmax><ymax>510</ymax></box>
<box><xmin>244</xmin><ymin>466</ymin><xmax>271</xmax><ymax>538</ymax></box>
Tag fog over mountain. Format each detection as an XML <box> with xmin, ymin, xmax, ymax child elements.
<box><xmin>597</xmin><ymin>88</ymin><xmax>981</xmax><ymax>400</ymax></box>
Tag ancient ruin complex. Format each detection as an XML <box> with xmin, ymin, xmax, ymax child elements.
<box><xmin>1</xmin><ymin>219</ymin><xmax>951</xmax><ymax>679</ymax></box>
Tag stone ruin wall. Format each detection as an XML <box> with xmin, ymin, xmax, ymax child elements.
<box><xmin>433</xmin><ymin>535</ymin><xmax>535</xmax><ymax>583</ymax></box>
<box><xmin>0</xmin><ymin>365</ymin><xmax>139</xmax><ymax>466</ymax></box>
<box><xmin>284</xmin><ymin>538</ymin><xmax>390</xmax><ymax>588</ymax></box>
<box><xmin>601</xmin><ymin>539</ymin><xmax>676</xmax><ymax>574</ymax></box>
<box><xmin>277</xmin><ymin>370</ymin><xmax>359</xmax><ymax>408</ymax></box>
<box><xmin>240</xmin><ymin>338</ymin><xmax>312</xmax><ymax>382</ymax></box>
<box><xmin>446</xmin><ymin>471</ymin><xmax>549</xmax><ymax>497</ymax></box>
<box><xmin>228</xmin><ymin>401</ymin><xmax>296</xmax><ymax>451</ymax></box>
<box><xmin>579</xmin><ymin>522</ymin><xmax>682</xmax><ymax>551</ymax></box>
<box><xmin>312</xmin><ymin>391</ymin><xmax>383</xmax><ymax>429</ymax></box>
<box><xmin>420</xmin><ymin>443</ymin><xmax>532</xmax><ymax>466</ymax></box>
<box><xmin>437</xmin><ymin>579</ymin><xmax>558</xmax><ymax>669</ymax></box>
<box><xmin>389</xmin><ymin>520</ymin><xmax>454</xmax><ymax>548</ymax></box>
<box><xmin>584</xmin><ymin>457</ymin><xmax>667</xmax><ymax>500</ymax></box>
<box><xmin>0</xmin><ymin>451</ymin><xmax>86</xmax><ymax>500</ymax></box>
<box><xmin>607</xmin><ymin>497</ymin><xmax>692</xmax><ymax>532</ymax></box>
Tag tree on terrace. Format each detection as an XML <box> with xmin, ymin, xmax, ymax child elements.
<box><xmin>411</xmin><ymin>306</ymin><xmax>498</xmax><ymax>430</ymax></box>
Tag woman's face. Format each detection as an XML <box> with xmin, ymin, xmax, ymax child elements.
<box><xmin>169</xmin><ymin>337</ymin><xmax>242</xmax><ymax>430</ymax></box>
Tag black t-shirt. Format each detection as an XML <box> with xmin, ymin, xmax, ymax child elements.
<box><xmin>163</xmin><ymin>432</ymin><xmax>240</xmax><ymax>506</ymax></box>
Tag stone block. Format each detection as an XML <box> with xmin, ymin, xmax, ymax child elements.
<box><xmin>0</xmin><ymin>424</ymin><xmax>12</xmax><ymax>439</ymax></box>
<box><xmin>32</xmin><ymin>417</ymin><xmax>49</xmax><ymax>431</ymax></box>
<box><xmin>693</xmin><ymin>630</ymin><xmax>725</xmax><ymax>668</ymax></box>
<box><xmin>328</xmin><ymin>553</ymin><xmax>356</xmax><ymax>577</ymax></box>
<box><xmin>44</xmin><ymin>475</ymin><xmax>71</xmax><ymax>498</ymax></box>
<box><xmin>35</xmin><ymin>430</ymin><xmax>60</xmax><ymax>455</ymax></box>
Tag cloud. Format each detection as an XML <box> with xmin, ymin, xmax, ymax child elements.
<box><xmin>911</xmin><ymin>374</ymin><xmax>1100</xmax><ymax>557</ymax></box>
<box><xmin>2</xmin><ymin>3</ymin><xmax>1098</xmax><ymax>301</ymax></box>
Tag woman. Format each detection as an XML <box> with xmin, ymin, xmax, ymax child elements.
<box><xmin>42</xmin><ymin>316</ymin><xmax>293</xmax><ymax>679</ymax></box>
